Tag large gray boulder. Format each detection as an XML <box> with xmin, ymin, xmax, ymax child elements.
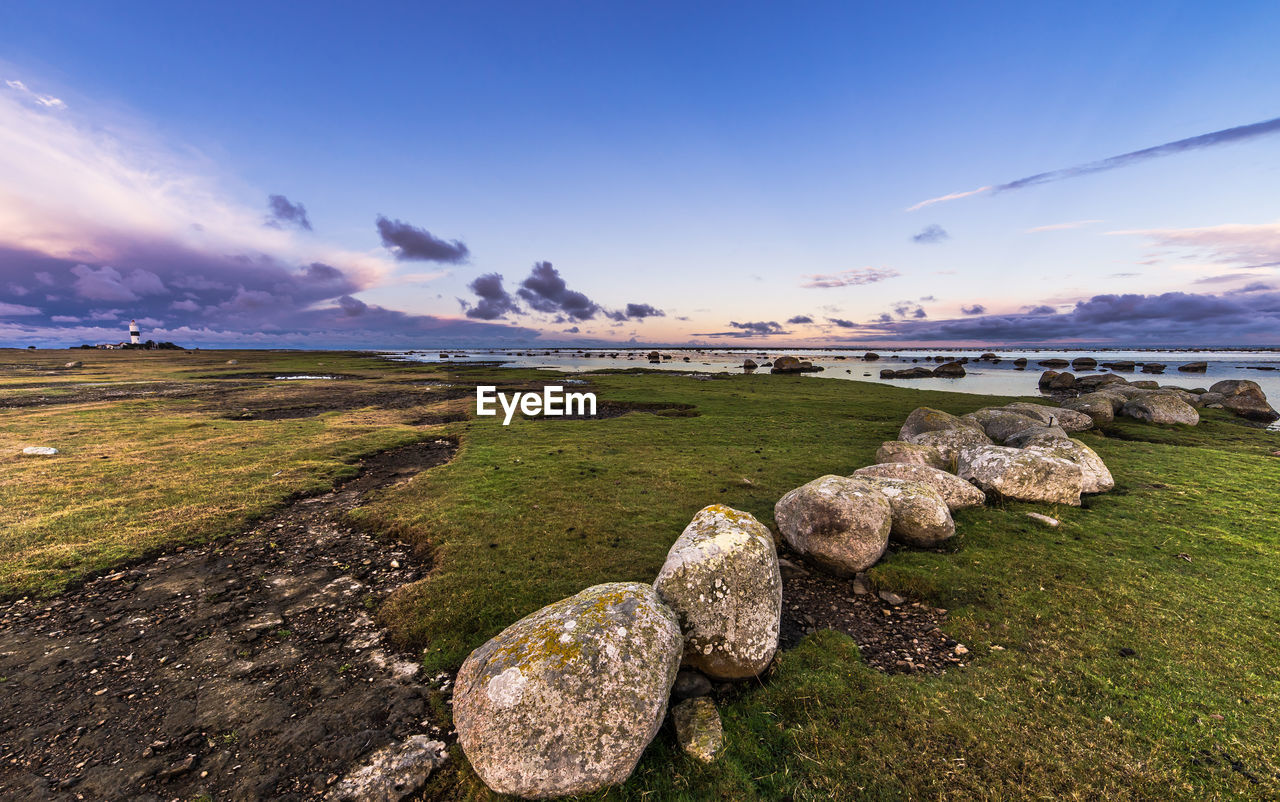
<box><xmin>860</xmin><ymin>477</ymin><xmax>955</xmax><ymax>547</ymax></box>
<box><xmin>957</xmin><ymin>445</ymin><xmax>1084</xmax><ymax>506</ymax></box>
<box><xmin>1062</xmin><ymin>393</ymin><xmax>1115</xmax><ymax>425</ymax></box>
<box><xmin>1121</xmin><ymin>394</ymin><xmax>1199</xmax><ymax>425</ymax></box>
<box><xmin>874</xmin><ymin>440</ymin><xmax>948</xmax><ymax>470</ymax></box>
<box><xmin>851</xmin><ymin>463</ymin><xmax>986</xmax><ymax>511</ymax></box>
<box><xmin>897</xmin><ymin>407</ymin><xmax>983</xmax><ymax>440</ymax></box>
<box><xmin>653</xmin><ymin>505</ymin><xmax>781</xmax><ymax>680</ymax></box>
<box><xmin>963</xmin><ymin>408</ymin><xmax>1043</xmax><ymax>442</ymax></box>
<box><xmin>1003</xmin><ymin>402</ymin><xmax>1094</xmax><ymax>433</ymax></box>
<box><xmin>1022</xmin><ymin>435</ymin><xmax>1115</xmax><ymax>494</ymax></box>
<box><xmin>454</xmin><ymin>583</ymin><xmax>683</xmax><ymax>798</ymax></box>
<box><xmin>906</xmin><ymin>426</ymin><xmax>994</xmax><ymax>464</ymax></box>
<box><xmin>1209</xmin><ymin>380</ymin><xmax>1278</xmax><ymax>422</ymax></box>
<box><xmin>1003</xmin><ymin>425</ymin><xmax>1069</xmax><ymax>448</ymax></box>
<box><xmin>774</xmin><ymin>476</ymin><xmax>891</xmax><ymax>576</ymax></box>
<box><xmin>1075</xmin><ymin>373</ymin><xmax>1128</xmax><ymax>391</ymax></box>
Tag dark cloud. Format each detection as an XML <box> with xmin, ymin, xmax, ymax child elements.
<box><xmin>464</xmin><ymin>273</ymin><xmax>521</xmax><ymax>320</ymax></box>
<box><xmin>564</xmin><ymin>326</ymin><xmax>580</xmax><ymax>334</ymax></box>
<box><xmin>858</xmin><ymin>290</ymin><xmax>1280</xmax><ymax>345</ymax></box>
<box><xmin>265</xmin><ymin>194</ymin><xmax>312</xmax><ymax>231</ymax></box>
<box><xmin>1025</xmin><ymin>305</ymin><xmax>1057</xmax><ymax>314</ymax></box>
<box><xmin>1193</xmin><ymin>273</ymin><xmax>1258</xmax><ymax>285</ymax></box>
<box><xmin>911</xmin><ymin>224</ymin><xmax>949</xmax><ymax>244</ymax></box>
<box><xmin>891</xmin><ymin>302</ymin><xmax>927</xmax><ymax>319</ymax></box>
<box><xmin>517</xmin><ymin>261</ymin><xmax>600</xmax><ymax>321</ymax></box>
<box><xmin>961</xmin><ymin>304</ymin><xmax>985</xmax><ymax>315</ymax></box>
<box><xmin>1227</xmin><ymin>282</ymin><xmax>1276</xmax><ymax>294</ymax></box>
<box><xmin>827</xmin><ymin>317</ymin><xmax>856</xmax><ymax>328</ymax></box>
<box><xmin>376</xmin><ymin>216</ymin><xmax>470</xmax><ymax>263</ymax></box>
<box><xmin>786</xmin><ymin>315</ymin><xmax>814</xmax><ymax>324</ymax></box>
<box><xmin>605</xmin><ymin>302</ymin><xmax>665</xmax><ymax>321</ymax></box>
<box><xmin>693</xmin><ymin>320</ymin><xmax>789</xmax><ymax>338</ymax></box>
<box><xmin>0</xmin><ymin>243</ymin><xmax>537</xmax><ymax>348</ymax></box>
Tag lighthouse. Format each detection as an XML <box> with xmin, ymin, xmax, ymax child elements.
<box><xmin>129</xmin><ymin>319</ymin><xmax>141</xmax><ymax>345</ymax></box>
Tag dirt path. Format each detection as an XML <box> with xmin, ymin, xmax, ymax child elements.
<box><xmin>0</xmin><ymin>439</ymin><xmax>455</xmax><ymax>801</ymax></box>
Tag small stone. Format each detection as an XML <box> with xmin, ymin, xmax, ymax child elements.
<box><xmin>670</xmin><ymin>697</ymin><xmax>723</xmax><ymax>764</ymax></box>
<box><xmin>1026</xmin><ymin>512</ymin><xmax>1060</xmax><ymax>528</ymax></box>
<box><xmin>326</xmin><ymin>736</ymin><xmax>449</xmax><ymax>802</ymax></box>
<box><xmin>776</xmin><ymin>557</ymin><xmax>810</xmax><ymax>580</ymax></box>
<box><xmin>953</xmin><ymin>644</ymin><xmax>969</xmax><ymax>656</ymax></box>
<box><xmin>877</xmin><ymin>590</ymin><xmax>906</xmax><ymax>606</ymax></box>
<box><xmin>21</xmin><ymin>446</ymin><xmax>59</xmax><ymax>456</ymax></box>
<box><xmin>851</xmin><ymin>573</ymin><xmax>870</xmax><ymax>595</ymax></box>
<box><xmin>671</xmin><ymin>669</ymin><xmax>712</xmax><ymax>700</ymax></box>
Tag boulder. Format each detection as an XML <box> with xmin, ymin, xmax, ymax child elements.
<box><xmin>1141</xmin><ymin>363</ymin><xmax>1166</xmax><ymax>374</ymax></box>
<box><xmin>1208</xmin><ymin>380</ymin><xmax>1278</xmax><ymax>422</ymax></box>
<box><xmin>851</xmin><ymin>463</ymin><xmax>987</xmax><ymax>511</ymax></box>
<box><xmin>907</xmin><ymin>426</ymin><xmax>994</xmax><ymax>464</ymax></box>
<box><xmin>897</xmin><ymin>407</ymin><xmax>983</xmax><ymax>440</ymax></box>
<box><xmin>326</xmin><ymin>736</ymin><xmax>449</xmax><ymax>802</ymax></box>
<box><xmin>21</xmin><ymin>446</ymin><xmax>59</xmax><ymax>456</ymax></box>
<box><xmin>653</xmin><ymin>505</ymin><xmax>781</xmax><ymax>680</ymax></box>
<box><xmin>932</xmin><ymin>361</ymin><xmax>966</xmax><ymax>378</ymax></box>
<box><xmin>882</xmin><ymin>366</ymin><xmax>933</xmax><ymax>379</ymax></box>
<box><xmin>742</xmin><ymin>359</ymin><xmax>758</xmax><ymax>370</ymax></box>
<box><xmin>454</xmin><ymin>583</ymin><xmax>683</xmax><ymax>798</ymax></box>
<box><xmin>1038</xmin><ymin>370</ymin><xmax>1060</xmax><ymax>391</ymax></box>
<box><xmin>64</xmin><ymin>360</ymin><xmax>83</xmax><ymax>368</ymax></box>
<box><xmin>1178</xmin><ymin>361</ymin><xmax>1208</xmax><ymax>373</ymax></box>
<box><xmin>963</xmin><ymin>408</ymin><xmax>1043</xmax><ymax>442</ymax></box>
<box><xmin>1022</xmin><ymin>436</ymin><xmax>1114</xmax><ymax>494</ymax></box>
<box><xmin>771</xmin><ymin>356</ymin><xmax>804</xmax><ymax>373</ymax></box>
<box><xmin>860</xmin><ymin>477</ymin><xmax>955</xmax><ymax>547</ymax></box>
<box><xmin>957</xmin><ymin>445</ymin><xmax>1084</xmax><ymax>506</ymax></box>
<box><xmin>1071</xmin><ymin>357</ymin><xmax>1097</xmax><ymax>370</ymax></box>
<box><xmin>1003</xmin><ymin>424</ymin><xmax>1069</xmax><ymax>448</ymax></box>
<box><xmin>774</xmin><ymin>476</ymin><xmax>892</xmax><ymax>576</ymax></box>
<box><xmin>1103</xmin><ymin>360</ymin><xmax>1136</xmax><ymax>371</ymax></box>
<box><xmin>1130</xmin><ymin>380</ymin><xmax>1160</xmax><ymax>389</ymax></box>
<box><xmin>1013</xmin><ymin>357</ymin><xmax>1029</xmax><ymax>368</ymax></box>
<box><xmin>1121</xmin><ymin>395</ymin><xmax>1199</xmax><ymax>426</ymax></box>
<box><xmin>874</xmin><ymin>441</ymin><xmax>948</xmax><ymax>470</ymax></box>
<box><xmin>1038</xmin><ymin>358</ymin><xmax>1070</xmax><ymax>368</ymax></box>
<box><xmin>1075</xmin><ymin>373</ymin><xmax>1128</xmax><ymax>391</ymax></box>
<box><xmin>671</xmin><ymin>670</ymin><xmax>712</xmax><ymax>700</ymax></box>
<box><xmin>863</xmin><ymin>352</ymin><xmax>881</xmax><ymax>361</ymax></box>
<box><xmin>1002</xmin><ymin>402</ymin><xmax>1093</xmax><ymax>433</ymax></box>
<box><xmin>1061</xmin><ymin>394</ymin><xmax>1114</xmax><ymax>426</ymax></box>
<box><xmin>670</xmin><ymin>698</ymin><xmax>723</xmax><ymax>764</ymax></box>
<box><xmin>1197</xmin><ymin>391</ymin><xmax>1226</xmax><ymax>408</ymax></box>
<box><xmin>1048</xmin><ymin>371</ymin><xmax>1077</xmax><ymax>391</ymax></box>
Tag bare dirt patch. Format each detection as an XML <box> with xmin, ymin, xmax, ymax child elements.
<box><xmin>778</xmin><ymin>562</ymin><xmax>967</xmax><ymax>675</ymax></box>
<box><xmin>0</xmin><ymin>439</ymin><xmax>455</xmax><ymax>801</ymax></box>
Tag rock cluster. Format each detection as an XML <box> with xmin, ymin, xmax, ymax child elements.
<box><xmin>454</xmin><ymin>505</ymin><xmax>782</xmax><ymax>797</ymax></box>
<box><xmin>1040</xmin><ymin>371</ymin><xmax>1277</xmax><ymax>424</ymax></box>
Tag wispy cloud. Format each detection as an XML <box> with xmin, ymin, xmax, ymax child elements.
<box><xmin>1110</xmin><ymin>220</ymin><xmax>1280</xmax><ymax>269</ymax></box>
<box><xmin>4</xmin><ymin>79</ymin><xmax>66</xmax><ymax>110</ymax></box>
<box><xmin>1026</xmin><ymin>219</ymin><xmax>1103</xmax><ymax>233</ymax></box>
<box><xmin>909</xmin><ymin>116</ymin><xmax>1280</xmax><ymax>210</ymax></box>
<box><xmin>802</xmin><ymin>267</ymin><xmax>900</xmax><ymax>289</ymax></box>
<box><xmin>911</xmin><ymin>224</ymin><xmax>949</xmax><ymax>244</ymax></box>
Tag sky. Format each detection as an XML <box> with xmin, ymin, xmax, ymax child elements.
<box><xmin>1</xmin><ymin>1</ymin><xmax>1279</xmax><ymax>349</ymax></box>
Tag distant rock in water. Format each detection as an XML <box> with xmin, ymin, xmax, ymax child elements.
<box><xmin>1071</xmin><ymin>357</ymin><xmax>1097</xmax><ymax>370</ymax></box>
<box><xmin>771</xmin><ymin>356</ymin><xmax>821</xmax><ymax>374</ymax></box>
<box><xmin>1141</xmin><ymin>363</ymin><xmax>1166</xmax><ymax>374</ymax></box>
<box><xmin>1178</xmin><ymin>361</ymin><xmax>1208</xmax><ymax>373</ymax></box>
<box><xmin>932</xmin><ymin>361</ymin><xmax>966</xmax><ymax>378</ymax></box>
<box><xmin>1038</xmin><ymin>358</ymin><xmax>1070</xmax><ymax>368</ymax></box>
<box><xmin>742</xmin><ymin>359</ymin><xmax>758</xmax><ymax>370</ymax></box>
<box><xmin>863</xmin><ymin>352</ymin><xmax>881</xmax><ymax>361</ymax></box>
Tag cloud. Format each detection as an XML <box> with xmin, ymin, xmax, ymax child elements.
<box><xmin>517</xmin><ymin>261</ymin><xmax>600</xmax><ymax>321</ymax></box>
<box><xmin>265</xmin><ymin>194</ymin><xmax>312</xmax><ymax>231</ymax></box>
<box><xmin>605</xmin><ymin>302</ymin><xmax>665</xmax><ymax>321</ymax></box>
<box><xmin>802</xmin><ymin>267</ymin><xmax>900</xmax><ymax>289</ymax></box>
<box><xmin>891</xmin><ymin>301</ymin><xmax>927</xmax><ymax>319</ymax></box>
<box><xmin>827</xmin><ymin>317</ymin><xmax>856</xmax><ymax>328</ymax></box>
<box><xmin>1026</xmin><ymin>219</ymin><xmax>1103</xmax><ymax>233</ymax></box>
<box><xmin>69</xmin><ymin>265</ymin><xmax>167</xmax><ymax>302</ymax></box>
<box><xmin>910</xmin><ymin>116</ymin><xmax>1280</xmax><ymax>209</ymax></box>
<box><xmin>961</xmin><ymin>304</ymin><xmax>985</xmax><ymax>315</ymax></box>
<box><xmin>911</xmin><ymin>224</ymin><xmax>949</xmax><ymax>244</ymax></box>
<box><xmin>694</xmin><ymin>320</ymin><xmax>790</xmax><ymax>337</ymax></box>
<box><xmin>4</xmin><ymin>79</ymin><xmax>66</xmax><ymax>110</ymax></box>
<box><xmin>376</xmin><ymin>216</ymin><xmax>470</xmax><ymax>263</ymax></box>
<box><xmin>786</xmin><ymin>315</ymin><xmax>813</xmax><ymax>324</ymax></box>
<box><xmin>861</xmin><ymin>290</ymin><xmax>1280</xmax><ymax>344</ymax></box>
<box><xmin>464</xmin><ymin>273</ymin><xmax>521</xmax><ymax>320</ymax></box>
<box><xmin>0</xmin><ymin>301</ymin><xmax>41</xmax><ymax>316</ymax></box>
<box><xmin>563</xmin><ymin>326</ymin><xmax>580</xmax><ymax>334</ymax></box>
<box><xmin>1110</xmin><ymin>220</ymin><xmax>1280</xmax><ymax>269</ymax></box>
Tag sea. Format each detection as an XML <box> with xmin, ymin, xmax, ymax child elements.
<box><xmin>387</xmin><ymin>347</ymin><xmax>1280</xmax><ymax>427</ymax></box>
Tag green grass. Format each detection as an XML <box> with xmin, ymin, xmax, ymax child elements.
<box><xmin>5</xmin><ymin>351</ymin><xmax>1279</xmax><ymax>798</ymax></box>
<box><xmin>357</xmin><ymin>365</ymin><xmax>1280</xmax><ymax>800</ymax></box>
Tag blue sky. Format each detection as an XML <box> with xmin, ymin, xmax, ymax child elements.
<box><xmin>1</xmin><ymin>1</ymin><xmax>1278</xmax><ymax>347</ymax></box>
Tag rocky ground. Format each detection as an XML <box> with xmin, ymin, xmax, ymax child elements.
<box><xmin>778</xmin><ymin>561</ymin><xmax>967</xmax><ymax>674</ymax></box>
<box><xmin>0</xmin><ymin>439</ymin><xmax>455</xmax><ymax>801</ymax></box>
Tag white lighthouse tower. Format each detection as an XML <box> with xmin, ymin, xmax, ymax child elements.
<box><xmin>129</xmin><ymin>319</ymin><xmax>141</xmax><ymax>345</ymax></box>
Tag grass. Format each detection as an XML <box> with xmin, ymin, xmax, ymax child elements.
<box><xmin>4</xmin><ymin>350</ymin><xmax>1279</xmax><ymax>798</ymax></box>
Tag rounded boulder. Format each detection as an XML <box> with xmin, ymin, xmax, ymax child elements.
<box><xmin>774</xmin><ymin>475</ymin><xmax>891</xmax><ymax>576</ymax></box>
<box><xmin>861</xmin><ymin>477</ymin><xmax>955</xmax><ymax>547</ymax></box>
<box><xmin>653</xmin><ymin>505</ymin><xmax>781</xmax><ymax>680</ymax></box>
<box><xmin>454</xmin><ymin>583</ymin><xmax>683</xmax><ymax>798</ymax></box>
<box><xmin>957</xmin><ymin>445</ymin><xmax>1084</xmax><ymax>506</ymax></box>
<box><xmin>874</xmin><ymin>441</ymin><xmax>948</xmax><ymax>470</ymax></box>
<box><xmin>850</xmin><ymin>463</ymin><xmax>986</xmax><ymax>511</ymax></box>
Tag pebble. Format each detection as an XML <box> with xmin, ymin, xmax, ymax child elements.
<box><xmin>877</xmin><ymin>590</ymin><xmax>906</xmax><ymax>606</ymax></box>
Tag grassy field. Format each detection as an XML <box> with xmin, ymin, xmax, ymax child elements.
<box><xmin>3</xmin><ymin>350</ymin><xmax>1279</xmax><ymax>799</ymax></box>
